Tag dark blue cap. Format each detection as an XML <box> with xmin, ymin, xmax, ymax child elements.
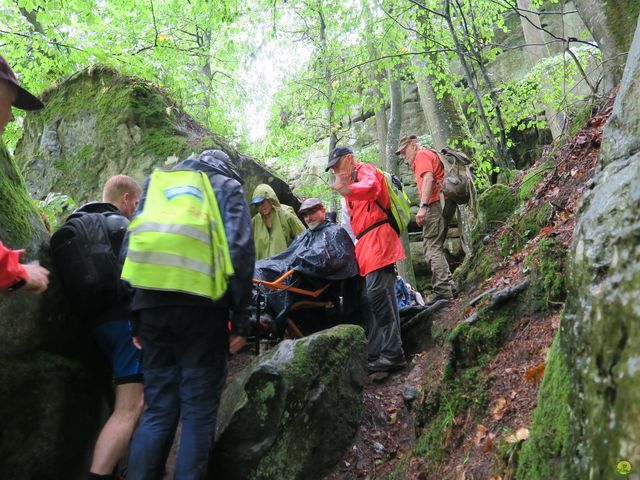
<box><xmin>326</xmin><ymin>146</ymin><xmax>353</xmax><ymax>171</ymax></box>
<box><xmin>251</xmin><ymin>196</ymin><xmax>266</xmax><ymax>205</ymax></box>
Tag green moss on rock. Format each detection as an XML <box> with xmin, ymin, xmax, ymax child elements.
<box><xmin>516</xmin><ymin>333</ymin><xmax>573</xmax><ymax>480</ymax></box>
<box><xmin>471</xmin><ymin>184</ymin><xmax>518</xmax><ymax>246</ymax></box>
<box><xmin>518</xmin><ymin>165</ymin><xmax>553</xmax><ymax>201</ymax></box>
<box><xmin>604</xmin><ymin>0</ymin><xmax>640</xmax><ymax>51</ymax></box>
<box><xmin>523</xmin><ymin>238</ymin><xmax>565</xmax><ymax>312</ymax></box>
<box><xmin>213</xmin><ymin>325</ymin><xmax>367</xmax><ymax>480</ymax></box>
<box><xmin>498</xmin><ymin>202</ymin><xmax>554</xmax><ymax>258</ymax></box>
<box><xmin>448</xmin><ymin>307</ymin><xmax>513</xmax><ymax>369</ymax></box>
<box><xmin>0</xmin><ymin>141</ymin><xmax>40</xmax><ymax>246</ymax></box>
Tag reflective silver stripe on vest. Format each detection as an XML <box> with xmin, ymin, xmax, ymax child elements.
<box><xmin>127</xmin><ymin>249</ymin><xmax>212</xmax><ymax>276</ymax></box>
<box><xmin>130</xmin><ymin>222</ymin><xmax>211</xmax><ymax>244</ymax></box>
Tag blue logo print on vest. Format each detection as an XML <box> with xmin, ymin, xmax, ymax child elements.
<box><xmin>164</xmin><ymin>185</ymin><xmax>204</xmax><ymax>201</ymax></box>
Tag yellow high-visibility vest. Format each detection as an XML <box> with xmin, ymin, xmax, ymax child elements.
<box><xmin>121</xmin><ymin>169</ymin><xmax>234</xmax><ymax>301</ymax></box>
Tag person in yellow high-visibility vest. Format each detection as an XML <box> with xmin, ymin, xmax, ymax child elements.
<box><xmin>123</xmin><ymin>150</ymin><xmax>255</xmax><ymax>480</ymax></box>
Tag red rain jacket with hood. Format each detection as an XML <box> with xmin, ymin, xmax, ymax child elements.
<box><xmin>344</xmin><ymin>162</ymin><xmax>405</xmax><ymax>276</ymax></box>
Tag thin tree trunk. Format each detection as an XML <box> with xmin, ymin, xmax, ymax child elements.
<box><xmin>318</xmin><ymin>8</ymin><xmax>337</xmax><ymax>154</ymax></box>
<box><xmin>573</xmin><ymin>0</ymin><xmax>636</xmax><ymax>91</ymax></box>
<box><xmin>442</xmin><ymin>0</ymin><xmax>514</xmax><ymax>173</ymax></box>
<box><xmin>385</xmin><ymin>72</ymin><xmax>403</xmax><ymax>165</ymax></box>
<box><xmin>385</xmin><ymin>71</ymin><xmax>415</xmax><ymax>284</ymax></box>
<box><xmin>411</xmin><ymin>56</ymin><xmax>469</xmax><ymax>150</ymax></box>
<box><xmin>516</xmin><ymin>0</ymin><xmax>566</xmax><ymax>138</ymax></box>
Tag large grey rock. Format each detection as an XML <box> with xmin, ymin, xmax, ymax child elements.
<box><xmin>15</xmin><ymin>67</ymin><xmax>299</xmax><ymax>209</ymax></box>
<box><xmin>518</xmin><ymin>17</ymin><xmax>640</xmax><ymax>479</ymax></box>
<box><xmin>0</xmin><ymin>142</ymin><xmax>107</xmax><ymax>479</ymax></box>
<box><xmin>562</xmin><ymin>18</ymin><xmax>640</xmax><ymax>476</ymax></box>
<box><xmin>211</xmin><ymin>325</ymin><xmax>367</xmax><ymax>480</ymax></box>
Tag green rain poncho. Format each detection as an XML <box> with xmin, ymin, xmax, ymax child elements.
<box><xmin>251</xmin><ymin>184</ymin><xmax>306</xmax><ymax>260</ymax></box>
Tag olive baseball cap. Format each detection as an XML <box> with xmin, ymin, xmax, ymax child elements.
<box><xmin>0</xmin><ymin>55</ymin><xmax>44</xmax><ymax>111</ymax></box>
<box><xmin>395</xmin><ymin>135</ymin><xmax>417</xmax><ymax>155</ymax></box>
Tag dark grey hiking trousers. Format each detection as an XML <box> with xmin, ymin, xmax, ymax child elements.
<box><xmin>364</xmin><ymin>265</ymin><xmax>405</xmax><ymax>363</ymax></box>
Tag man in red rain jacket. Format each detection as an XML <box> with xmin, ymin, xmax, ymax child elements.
<box><xmin>328</xmin><ymin>146</ymin><xmax>406</xmax><ymax>373</ymax></box>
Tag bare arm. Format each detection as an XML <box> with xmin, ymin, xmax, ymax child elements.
<box><xmin>416</xmin><ymin>172</ymin><xmax>435</xmax><ymax>227</ymax></box>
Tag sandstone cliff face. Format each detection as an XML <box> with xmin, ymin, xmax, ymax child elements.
<box><xmin>517</xmin><ymin>18</ymin><xmax>640</xmax><ymax>480</ymax></box>
<box><xmin>15</xmin><ymin>67</ymin><xmax>299</xmax><ymax>209</ymax></box>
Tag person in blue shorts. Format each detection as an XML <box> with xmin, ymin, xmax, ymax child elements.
<box><xmin>87</xmin><ymin>175</ymin><xmax>144</xmax><ymax>480</ymax></box>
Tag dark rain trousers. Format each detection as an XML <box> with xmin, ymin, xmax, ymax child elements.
<box><xmin>364</xmin><ymin>264</ymin><xmax>405</xmax><ymax>364</ymax></box>
<box><xmin>128</xmin><ymin>306</ymin><xmax>229</xmax><ymax>480</ymax></box>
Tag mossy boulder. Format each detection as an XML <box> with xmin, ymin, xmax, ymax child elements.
<box><xmin>472</xmin><ymin>184</ymin><xmax>518</xmax><ymax>245</ymax></box>
<box><xmin>0</xmin><ymin>142</ymin><xmax>108</xmax><ymax>479</ymax></box>
<box><xmin>211</xmin><ymin>325</ymin><xmax>367</xmax><ymax>480</ymax></box>
<box><xmin>15</xmin><ymin>67</ymin><xmax>299</xmax><ymax>209</ymax></box>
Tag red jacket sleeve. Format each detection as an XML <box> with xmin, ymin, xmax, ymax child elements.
<box><xmin>0</xmin><ymin>241</ymin><xmax>28</xmax><ymax>289</ymax></box>
<box><xmin>347</xmin><ymin>163</ymin><xmax>381</xmax><ymax>202</ymax></box>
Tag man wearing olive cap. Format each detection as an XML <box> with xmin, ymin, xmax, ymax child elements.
<box><xmin>396</xmin><ymin>135</ymin><xmax>456</xmax><ymax>304</ymax></box>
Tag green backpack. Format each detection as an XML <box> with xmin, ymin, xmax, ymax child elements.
<box><xmin>377</xmin><ymin>169</ymin><xmax>411</xmax><ymax>236</ymax></box>
<box><xmin>352</xmin><ymin>165</ymin><xmax>411</xmax><ymax>237</ymax></box>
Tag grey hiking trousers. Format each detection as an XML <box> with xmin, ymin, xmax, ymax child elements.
<box><xmin>364</xmin><ymin>264</ymin><xmax>405</xmax><ymax>363</ymax></box>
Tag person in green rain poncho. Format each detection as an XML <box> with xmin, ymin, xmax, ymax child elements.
<box><xmin>251</xmin><ymin>184</ymin><xmax>305</xmax><ymax>260</ymax></box>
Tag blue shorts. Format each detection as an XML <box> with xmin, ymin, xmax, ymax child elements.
<box><xmin>92</xmin><ymin>319</ymin><xmax>143</xmax><ymax>384</ymax></box>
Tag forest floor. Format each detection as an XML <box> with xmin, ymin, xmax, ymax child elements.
<box><xmin>222</xmin><ymin>94</ymin><xmax>615</xmax><ymax>480</ymax></box>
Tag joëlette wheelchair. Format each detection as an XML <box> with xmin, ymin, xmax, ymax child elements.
<box><xmin>251</xmin><ymin>268</ymin><xmax>357</xmax><ymax>354</ymax></box>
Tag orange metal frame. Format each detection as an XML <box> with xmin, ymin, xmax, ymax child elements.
<box><xmin>253</xmin><ymin>268</ymin><xmax>331</xmax><ymax>297</ymax></box>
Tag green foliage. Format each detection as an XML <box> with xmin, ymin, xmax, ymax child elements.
<box><xmin>0</xmin><ymin>0</ymin><xmax>253</xmax><ymax>147</ymax></box>
<box><xmin>35</xmin><ymin>192</ymin><xmax>77</xmax><ymax>233</ymax></box>
<box><xmin>492</xmin><ymin>46</ymin><xmax>601</xmax><ymax>141</ymax></box>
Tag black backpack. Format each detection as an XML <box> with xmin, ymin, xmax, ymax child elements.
<box><xmin>50</xmin><ymin>202</ymin><xmax>128</xmax><ymax>314</ymax></box>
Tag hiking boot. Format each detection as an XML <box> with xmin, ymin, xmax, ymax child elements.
<box><xmin>368</xmin><ymin>356</ymin><xmax>407</xmax><ymax>373</ymax></box>
<box><xmin>425</xmin><ymin>293</ymin><xmax>453</xmax><ymax>306</ymax></box>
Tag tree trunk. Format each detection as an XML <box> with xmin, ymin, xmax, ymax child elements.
<box><xmin>385</xmin><ymin>71</ymin><xmax>415</xmax><ymax>284</ymax></box>
<box><xmin>367</xmin><ymin>57</ymin><xmax>388</xmax><ymax>164</ymax></box>
<box><xmin>318</xmin><ymin>8</ymin><xmax>337</xmax><ymax>154</ymax></box>
<box><xmin>516</xmin><ymin>0</ymin><xmax>566</xmax><ymax>138</ymax></box>
<box><xmin>411</xmin><ymin>56</ymin><xmax>469</xmax><ymax>150</ymax></box>
<box><xmin>385</xmin><ymin>72</ymin><xmax>403</xmax><ymax>165</ymax></box>
<box><xmin>574</xmin><ymin>0</ymin><xmax>639</xmax><ymax>91</ymax></box>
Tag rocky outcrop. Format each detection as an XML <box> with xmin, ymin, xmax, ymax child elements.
<box><xmin>15</xmin><ymin>67</ymin><xmax>299</xmax><ymax>209</ymax></box>
<box><xmin>517</xmin><ymin>17</ymin><xmax>640</xmax><ymax>479</ymax></box>
<box><xmin>211</xmin><ymin>325</ymin><xmax>367</xmax><ymax>480</ymax></box>
<box><xmin>0</xmin><ymin>143</ymin><xmax>108</xmax><ymax>479</ymax></box>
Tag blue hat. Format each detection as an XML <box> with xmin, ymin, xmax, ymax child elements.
<box><xmin>326</xmin><ymin>146</ymin><xmax>353</xmax><ymax>171</ymax></box>
<box><xmin>251</xmin><ymin>196</ymin><xmax>266</xmax><ymax>205</ymax></box>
